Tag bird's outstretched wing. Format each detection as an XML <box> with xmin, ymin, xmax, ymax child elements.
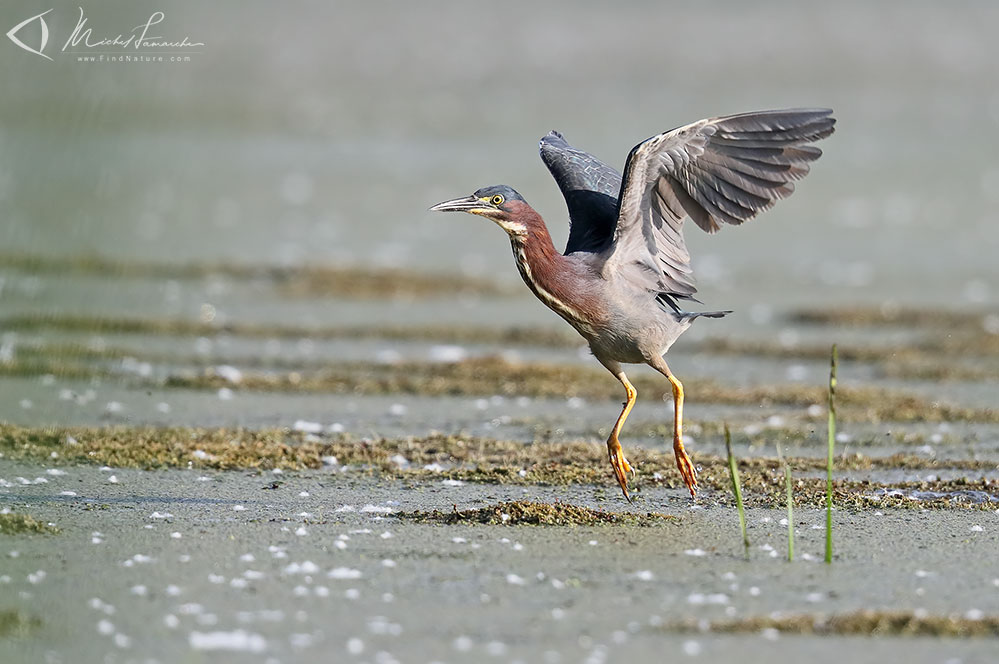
<box><xmin>606</xmin><ymin>108</ymin><xmax>836</xmax><ymax>299</ymax></box>
<box><xmin>539</xmin><ymin>130</ymin><xmax>622</xmax><ymax>255</ymax></box>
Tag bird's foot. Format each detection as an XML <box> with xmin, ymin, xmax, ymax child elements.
<box><xmin>673</xmin><ymin>437</ymin><xmax>698</xmax><ymax>498</ymax></box>
<box><xmin>606</xmin><ymin>436</ymin><xmax>634</xmax><ymax>502</ymax></box>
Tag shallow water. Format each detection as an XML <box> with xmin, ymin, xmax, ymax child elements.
<box><xmin>2</xmin><ymin>3</ymin><xmax>998</xmax><ymax>430</ymax></box>
<box><xmin>1</xmin><ymin>2</ymin><xmax>998</xmax><ymax>304</ymax></box>
<box><xmin>2</xmin><ymin>2</ymin><xmax>999</xmax><ymax>662</ymax></box>
<box><xmin>4</xmin><ymin>469</ymin><xmax>999</xmax><ymax>664</ymax></box>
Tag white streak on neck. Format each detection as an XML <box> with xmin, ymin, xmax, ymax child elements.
<box><xmin>512</xmin><ymin>243</ymin><xmax>592</xmax><ymax>334</ymax></box>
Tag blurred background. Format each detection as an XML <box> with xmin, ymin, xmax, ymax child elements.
<box><xmin>1</xmin><ymin>0</ymin><xmax>997</xmax><ymax>433</ymax></box>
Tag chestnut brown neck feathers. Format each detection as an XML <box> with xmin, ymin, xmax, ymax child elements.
<box><xmin>502</xmin><ymin>200</ymin><xmax>605</xmax><ymax>333</ymax></box>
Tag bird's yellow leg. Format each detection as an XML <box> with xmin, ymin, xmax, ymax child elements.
<box><xmin>667</xmin><ymin>373</ymin><xmax>698</xmax><ymax>498</ymax></box>
<box><xmin>606</xmin><ymin>371</ymin><xmax>637</xmax><ymax>501</ymax></box>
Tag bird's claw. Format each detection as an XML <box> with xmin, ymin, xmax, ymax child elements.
<box><xmin>673</xmin><ymin>437</ymin><xmax>698</xmax><ymax>498</ymax></box>
<box><xmin>607</xmin><ymin>437</ymin><xmax>634</xmax><ymax>502</ymax></box>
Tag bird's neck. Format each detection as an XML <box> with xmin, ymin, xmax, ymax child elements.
<box><xmin>506</xmin><ymin>207</ymin><xmax>597</xmax><ymax>332</ymax></box>
<box><xmin>507</xmin><ymin>208</ymin><xmax>559</xmax><ymax>268</ymax></box>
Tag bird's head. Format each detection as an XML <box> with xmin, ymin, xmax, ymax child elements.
<box><xmin>430</xmin><ymin>185</ymin><xmax>529</xmax><ymax>236</ymax></box>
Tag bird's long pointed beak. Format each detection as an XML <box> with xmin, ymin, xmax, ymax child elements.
<box><xmin>429</xmin><ymin>195</ymin><xmax>485</xmax><ymax>213</ymax></box>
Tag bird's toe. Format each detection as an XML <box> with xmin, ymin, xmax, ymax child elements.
<box><xmin>606</xmin><ymin>439</ymin><xmax>634</xmax><ymax>501</ymax></box>
<box><xmin>673</xmin><ymin>441</ymin><xmax>698</xmax><ymax>499</ymax></box>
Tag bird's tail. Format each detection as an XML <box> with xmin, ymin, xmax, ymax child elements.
<box><xmin>657</xmin><ymin>293</ymin><xmax>731</xmax><ymax>321</ymax></box>
<box><xmin>676</xmin><ymin>309</ymin><xmax>732</xmax><ymax>322</ymax></box>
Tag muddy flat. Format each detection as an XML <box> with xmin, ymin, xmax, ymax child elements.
<box><xmin>2</xmin><ymin>459</ymin><xmax>999</xmax><ymax>664</ymax></box>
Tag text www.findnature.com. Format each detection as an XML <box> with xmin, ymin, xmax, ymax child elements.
<box><xmin>75</xmin><ymin>54</ymin><xmax>192</xmax><ymax>63</ymax></box>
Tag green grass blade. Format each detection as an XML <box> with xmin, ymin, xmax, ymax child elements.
<box><xmin>725</xmin><ymin>425</ymin><xmax>749</xmax><ymax>559</ymax></box>
<box><xmin>825</xmin><ymin>344</ymin><xmax>838</xmax><ymax>564</ymax></box>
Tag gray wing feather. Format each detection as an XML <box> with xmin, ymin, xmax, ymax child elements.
<box><xmin>539</xmin><ymin>131</ymin><xmax>622</xmax><ymax>255</ymax></box>
<box><xmin>608</xmin><ymin>108</ymin><xmax>835</xmax><ymax>297</ymax></box>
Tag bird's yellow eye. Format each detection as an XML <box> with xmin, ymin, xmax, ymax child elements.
<box><xmin>491</xmin><ymin>194</ymin><xmax>504</xmax><ymax>206</ymax></box>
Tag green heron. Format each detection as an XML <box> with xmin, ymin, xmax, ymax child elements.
<box><xmin>431</xmin><ymin>108</ymin><xmax>835</xmax><ymax>500</ymax></box>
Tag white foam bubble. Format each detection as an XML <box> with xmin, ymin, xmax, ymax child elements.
<box><xmin>189</xmin><ymin>629</ymin><xmax>267</xmax><ymax>653</ymax></box>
